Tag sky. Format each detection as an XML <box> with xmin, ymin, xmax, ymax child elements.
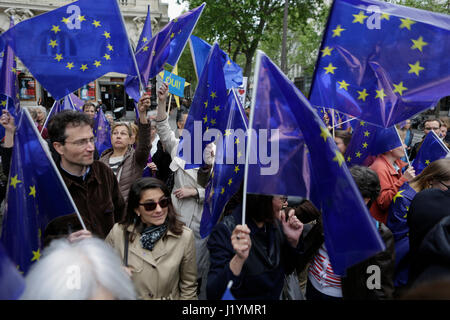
<box><xmin>161</xmin><ymin>0</ymin><xmax>189</xmax><ymax>19</ymax></box>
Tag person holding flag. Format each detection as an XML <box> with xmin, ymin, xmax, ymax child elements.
<box><xmin>369</xmin><ymin>129</ymin><xmax>416</xmax><ymax>224</ymax></box>
<box><xmin>99</xmin><ymin>94</ymin><xmax>151</xmax><ymax>202</ymax></box>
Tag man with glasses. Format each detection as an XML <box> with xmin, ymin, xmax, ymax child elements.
<box><xmin>409</xmin><ymin>118</ymin><xmax>441</xmax><ymax>161</ymax></box>
<box><xmin>44</xmin><ymin>110</ymin><xmax>125</xmax><ymax>244</ymax></box>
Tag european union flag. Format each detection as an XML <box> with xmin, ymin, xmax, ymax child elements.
<box><xmin>1</xmin><ymin>0</ymin><xmax>138</xmax><ymax>101</ymax></box>
<box><xmin>0</xmin><ymin>17</ymin><xmax>19</xmax><ymax>116</ymax></box>
<box><xmin>0</xmin><ymin>242</ymin><xmax>25</xmax><ymax>300</ymax></box>
<box><xmin>309</xmin><ymin>0</ymin><xmax>450</xmax><ymax>128</ymax></box>
<box><xmin>136</xmin><ymin>5</ymin><xmax>153</xmax><ymax>53</ymax></box>
<box><xmin>42</xmin><ymin>95</ymin><xmax>80</xmax><ymax>130</ymax></box>
<box><xmin>124</xmin><ymin>3</ymin><xmax>205</xmax><ymax>102</ymax></box>
<box><xmin>189</xmin><ymin>35</ymin><xmax>243</xmax><ymax>89</ymax></box>
<box><xmin>0</xmin><ymin>109</ymin><xmax>80</xmax><ymax>274</ymax></box>
<box><xmin>125</xmin><ymin>5</ymin><xmax>153</xmax><ymax>104</ymax></box>
<box><xmin>177</xmin><ymin>43</ymin><xmax>228</xmax><ymax>169</ymax></box>
<box><xmin>200</xmin><ymin>89</ymin><xmax>247</xmax><ymax>238</ymax></box>
<box><xmin>250</xmin><ymin>51</ymin><xmax>384</xmax><ymax>275</ymax></box>
<box><xmin>412</xmin><ymin>130</ymin><xmax>449</xmax><ymax>174</ymax></box>
<box><xmin>93</xmin><ymin>107</ymin><xmax>112</xmax><ymax>157</ymax></box>
<box><xmin>68</xmin><ymin>93</ymin><xmax>84</xmax><ymax>112</ymax></box>
<box><xmin>344</xmin><ymin>121</ymin><xmax>402</xmax><ymax>167</ymax></box>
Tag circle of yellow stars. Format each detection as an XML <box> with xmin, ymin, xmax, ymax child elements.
<box><xmin>322</xmin><ymin>10</ymin><xmax>427</xmax><ymax>107</ymax></box>
<box><xmin>50</xmin><ymin>15</ymin><xmax>114</xmax><ymax>72</ymax></box>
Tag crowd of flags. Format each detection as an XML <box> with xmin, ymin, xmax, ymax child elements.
<box><xmin>1</xmin><ymin>0</ymin><xmax>450</xmax><ymax>299</ymax></box>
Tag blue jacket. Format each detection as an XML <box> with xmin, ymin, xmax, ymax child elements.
<box><xmin>387</xmin><ymin>182</ymin><xmax>416</xmax><ymax>287</ymax></box>
<box><xmin>206</xmin><ymin>207</ymin><xmax>304</xmax><ymax>300</ymax></box>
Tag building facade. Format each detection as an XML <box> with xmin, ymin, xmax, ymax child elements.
<box><xmin>0</xmin><ymin>0</ymin><xmax>170</xmax><ymax>112</ymax></box>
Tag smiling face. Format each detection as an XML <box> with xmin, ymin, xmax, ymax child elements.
<box><xmin>135</xmin><ymin>188</ymin><xmax>168</xmax><ymax>227</ymax></box>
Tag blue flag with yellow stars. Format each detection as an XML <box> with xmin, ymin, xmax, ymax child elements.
<box><xmin>42</xmin><ymin>95</ymin><xmax>80</xmax><ymax>130</ymax></box>
<box><xmin>309</xmin><ymin>0</ymin><xmax>450</xmax><ymax>128</ymax></box>
<box><xmin>250</xmin><ymin>51</ymin><xmax>384</xmax><ymax>275</ymax></box>
<box><xmin>189</xmin><ymin>35</ymin><xmax>243</xmax><ymax>90</ymax></box>
<box><xmin>177</xmin><ymin>42</ymin><xmax>228</xmax><ymax>169</ymax></box>
<box><xmin>0</xmin><ymin>0</ymin><xmax>137</xmax><ymax>101</ymax></box>
<box><xmin>0</xmin><ymin>17</ymin><xmax>20</xmax><ymax>119</ymax></box>
<box><xmin>136</xmin><ymin>5</ymin><xmax>153</xmax><ymax>53</ymax></box>
<box><xmin>68</xmin><ymin>93</ymin><xmax>84</xmax><ymax>112</ymax></box>
<box><xmin>0</xmin><ymin>109</ymin><xmax>78</xmax><ymax>274</ymax></box>
<box><xmin>0</xmin><ymin>242</ymin><xmax>25</xmax><ymax>300</ymax></box>
<box><xmin>412</xmin><ymin>130</ymin><xmax>449</xmax><ymax>175</ymax></box>
<box><xmin>124</xmin><ymin>3</ymin><xmax>205</xmax><ymax>103</ymax></box>
<box><xmin>200</xmin><ymin>89</ymin><xmax>248</xmax><ymax>238</ymax></box>
<box><xmin>93</xmin><ymin>106</ymin><xmax>112</xmax><ymax>157</ymax></box>
<box><xmin>344</xmin><ymin>120</ymin><xmax>402</xmax><ymax>167</ymax></box>
<box><xmin>125</xmin><ymin>5</ymin><xmax>153</xmax><ymax>104</ymax></box>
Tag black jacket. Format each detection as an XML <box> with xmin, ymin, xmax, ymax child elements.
<box><xmin>409</xmin><ymin>215</ymin><xmax>450</xmax><ymax>287</ymax></box>
<box><xmin>207</xmin><ymin>207</ymin><xmax>305</xmax><ymax>300</ymax></box>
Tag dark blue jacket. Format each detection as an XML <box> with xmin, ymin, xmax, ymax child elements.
<box><xmin>387</xmin><ymin>182</ymin><xmax>416</xmax><ymax>287</ymax></box>
<box><xmin>206</xmin><ymin>207</ymin><xmax>304</xmax><ymax>300</ymax></box>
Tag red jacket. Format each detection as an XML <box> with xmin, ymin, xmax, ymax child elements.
<box><xmin>369</xmin><ymin>154</ymin><xmax>408</xmax><ymax>224</ymax></box>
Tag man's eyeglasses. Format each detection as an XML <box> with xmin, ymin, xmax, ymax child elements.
<box><xmin>425</xmin><ymin>127</ymin><xmax>440</xmax><ymax>131</ymax></box>
<box><xmin>439</xmin><ymin>181</ymin><xmax>450</xmax><ymax>190</ymax></box>
<box><xmin>65</xmin><ymin>137</ymin><xmax>96</xmax><ymax>147</ymax></box>
<box><xmin>139</xmin><ymin>197</ymin><xmax>170</xmax><ymax>211</ymax></box>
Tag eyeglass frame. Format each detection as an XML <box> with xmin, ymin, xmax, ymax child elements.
<box><xmin>138</xmin><ymin>197</ymin><xmax>170</xmax><ymax>211</ymax></box>
<box><xmin>438</xmin><ymin>180</ymin><xmax>450</xmax><ymax>190</ymax></box>
<box><xmin>63</xmin><ymin>136</ymin><xmax>97</xmax><ymax>147</ymax></box>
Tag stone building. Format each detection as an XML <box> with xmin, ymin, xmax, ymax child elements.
<box><xmin>0</xmin><ymin>0</ymin><xmax>170</xmax><ymax>113</ymax></box>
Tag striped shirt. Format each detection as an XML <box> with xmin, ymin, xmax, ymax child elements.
<box><xmin>308</xmin><ymin>244</ymin><xmax>343</xmax><ymax>298</ymax></box>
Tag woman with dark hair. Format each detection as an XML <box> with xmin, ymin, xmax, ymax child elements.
<box><xmin>105</xmin><ymin>177</ymin><xmax>198</xmax><ymax>300</ymax></box>
<box><xmin>206</xmin><ymin>193</ymin><xmax>304</xmax><ymax>300</ymax></box>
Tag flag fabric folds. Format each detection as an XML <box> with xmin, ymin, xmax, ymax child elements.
<box><xmin>124</xmin><ymin>3</ymin><xmax>205</xmax><ymax>103</ymax></box>
<box><xmin>125</xmin><ymin>5</ymin><xmax>153</xmax><ymax>104</ymax></box>
<box><xmin>0</xmin><ymin>17</ymin><xmax>19</xmax><ymax>116</ymax></box>
<box><xmin>1</xmin><ymin>0</ymin><xmax>138</xmax><ymax>101</ymax></box>
<box><xmin>0</xmin><ymin>109</ymin><xmax>79</xmax><ymax>274</ymax></box>
<box><xmin>42</xmin><ymin>95</ymin><xmax>80</xmax><ymax>130</ymax></box>
<box><xmin>249</xmin><ymin>51</ymin><xmax>385</xmax><ymax>275</ymax></box>
<box><xmin>189</xmin><ymin>35</ymin><xmax>243</xmax><ymax>89</ymax></box>
<box><xmin>68</xmin><ymin>93</ymin><xmax>84</xmax><ymax>112</ymax></box>
<box><xmin>177</xmin><ymin>43</ymin><xmax>228</xmax><ymax>169</ymax></box>
<box><xmin>200</xmin><ymin>89</ymin><xmax>247</xmax><ymax>238</ymax></box>
<box><xmin>93</xmin><ymin>107</ymin><xmax>112</xmax><ymax>156</ymax></box>
<box><xmin>136</xmin><ymin>5</ymin><xmax>153</xmax><ymax>53</ymax></box>
<box><xmin>0</xmin><ymin>242</ymin><xmax>25</xmax><ymax>300</ymax></box>
<box><xmin>309</xmin><ymin>0</ymin><xmax>450</xmax><ymax>128</ymax></box>
<box><xmin>344</xmin><ymin>121</ymin><xmax>402</xmax><ymax>167</ymax></box>
<box><xmin>411</xmin><ymin>131</ymin><xmax>449</xmax><ymax>175</ymax></box>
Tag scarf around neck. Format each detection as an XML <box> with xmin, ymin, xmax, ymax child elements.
<box><xmin>140</xmin><ymin>222</ymin><xmax>168</xmax><ymax>251</ymax></box>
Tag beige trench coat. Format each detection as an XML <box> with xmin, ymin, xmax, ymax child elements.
<box><xmin>105</xmin><ymin>223</ymin><xmax>198</xmax><ymax>300</ymax></box>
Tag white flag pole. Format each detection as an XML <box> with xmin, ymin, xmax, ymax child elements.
<box><xmin>242</xmin><ymin>51</ymin><xmax>263</xmax><ymax>225</ymax></box>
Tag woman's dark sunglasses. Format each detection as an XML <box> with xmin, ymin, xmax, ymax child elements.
<box><xmin>139</xmin><ymin>197</ymin><xmax>170</xmax><ymax>211</ymax></box>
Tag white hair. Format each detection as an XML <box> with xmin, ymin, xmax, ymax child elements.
<box><xmin>34</xmin><ymin>105</ymin><xmax>47</xmax><ymax>117</ymax></box>
<box><xmin>21</xmin><ymin>238</ymin><xmax>136</xmax><ymax>300</ymax></box>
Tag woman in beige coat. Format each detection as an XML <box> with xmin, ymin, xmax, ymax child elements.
<box><xmin>106</xmin><ymin>177</ymin><xmax>198</xmax><ymax>300</ymax></box>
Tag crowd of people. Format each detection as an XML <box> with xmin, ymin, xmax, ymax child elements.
<box><xmin>0</xmin><ymin>82</ymin><xmax>449</xmax><ymax>300</ymax></box>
